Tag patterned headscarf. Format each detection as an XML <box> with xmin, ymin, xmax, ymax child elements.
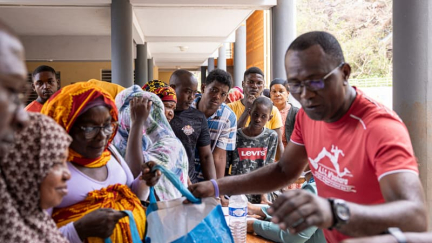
<box><xmin>154</xmin><ymin>86</ymin><xmax>177</xmax><ymax>103</ymax></box>
<box><xmin>0</xmin><ymin>112</ymin><xmax>71</xmax><ymax>243</ymax></box>
<box><xmin>113</xmin><ymin>85</ymin><xmax>188</xmax><ymax>200</ymax></box>
<box><xmin>142</xmin><ymin>79</ymin><xmax>167</xmax><ymax>93</ymax></box>
<box><xmin>41</xmin><ymin>81</ymin><xmax>118</xmax><ymax>168</ymax></box>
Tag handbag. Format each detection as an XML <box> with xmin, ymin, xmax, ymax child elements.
<box><xmin>145</xmin><ymin>165</ymin><xmax>234</xmax><ymax>243</ymax></box>
<box><xmin>104</xmin><ymin>210</ymin><xmax>142</xmax><ymax>243</ymax></box>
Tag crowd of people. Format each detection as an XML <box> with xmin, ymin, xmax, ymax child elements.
<box><xmin>0</xmin><ymin>18</ymin><xmax>431</xmax><ymax>243</ymax></box>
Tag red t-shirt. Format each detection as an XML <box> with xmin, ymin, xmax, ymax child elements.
<box><xmin>290</xmin><ymin>88</ymin><xmax>418</xmax><ymax>243</ymax></box>
<box><xmin>25</xmin><ymin>100</ymin><xmax>43</xmax><ymax>112</ymax></box>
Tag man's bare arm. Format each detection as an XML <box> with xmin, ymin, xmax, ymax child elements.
<box><xmin>212</xmin><ymin>147</ymin><xmax>227</xmax><ymax>179</ymax></box>
<box><xmin>189</xmin><ymin>143</ymin><xmax>308</xmax><ymax>197</ymax></box>
<box><xmin>269</xmin><ymin>172</ymin><xmax>427</xmax><ymax>237</ymax></box>
<box><xmin>337</xmin><ymin>172</ymin><xmax>427</xmax><ymax>236</ymax></box>
<box><xmin>273</xmin><ymin>127</ymin><xmax>284</xmax><ymax>161</ymax></box>
<box><xmin>198</xmin><ymin>145</ymin><xmax>217</xmax><ymax>180</ymax></box>
<box><xmin>237</xmin><ymin>95</ymin><xmax>256</xmax><ymax>128</ymax></box>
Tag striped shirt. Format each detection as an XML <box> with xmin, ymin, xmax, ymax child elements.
<box><xmin>192</xmin><ymin>97</ymin><xmax>237</xmax><ymax>181</ymax></box>
<box><xmin>191</xmin><ymin>97</ymin><xmax>237</xmax><ymax>152</ymax></box>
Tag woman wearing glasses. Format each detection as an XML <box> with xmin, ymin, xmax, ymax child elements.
<box><xmin>41</xmin><ymin>82</ymin><xmax>151</xmax><ymax>243</ymax></box>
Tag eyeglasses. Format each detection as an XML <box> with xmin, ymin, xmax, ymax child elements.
<box><xmin>287</xmin><ymin>62</ymin><xmax>345</xmax><ymax>94</ymax></box>
<box><xmin>78</xmin><ymin>122</ymin><xmax>118</xmax><ymax>140</ymax></box>
<box><xmin>208</xmin><ymin>87</ymin><xmax>228</xmax><ymax>98</ymax></box>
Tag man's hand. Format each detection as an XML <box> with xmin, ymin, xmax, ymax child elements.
<box><xmin>244</xmin><ymin>94</ymin><xmax>256</xmax><ymax>110</ymax></box>
<box><xmin>130</xmin><ymin>97</ymin><xmax>152</xmax><ymax>125</ymax></box>
<box><xmin>74</xmin><ymin>208</ymin><xmax>127</xmax><ymax>240</ymax></box>
<box><xmin>188</xmin><ymin>181</ymin><xmax>215</xmax><ymax>198</ymax></box>
<box><xmin>141</xmin><ymin>161</ymin><xmax>161</xmax><ymax>187</ymax></box>
<box><xmin>267</xmin><ymin>189</ymin><xmax>333</xmax><ymax>234</ymax></box>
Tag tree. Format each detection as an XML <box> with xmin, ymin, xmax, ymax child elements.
<box><xmin>296</xmin><ymin>0</ymin><xmax>392</xmax><ymax>79</ymax></box>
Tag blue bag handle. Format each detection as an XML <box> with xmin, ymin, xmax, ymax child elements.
<box><xmin>104</xmin><ymin>210</ymin><xmax>141</xmax><ymax>243</ymax></box>
<box><xmin>150</xmin><ymin>164</ymin><xmax>201</xmax><ymax>204</ymax></box>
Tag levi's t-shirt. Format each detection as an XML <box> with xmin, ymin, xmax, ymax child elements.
<box><xmin>229</xmin><ymin>127</ymin><xmax>278</xmax><ymax>203</ymax></box>
<box><xmin>290</xmin><ymin>87</ymin><xmax>418</xmax><ymax>243</ymax></box>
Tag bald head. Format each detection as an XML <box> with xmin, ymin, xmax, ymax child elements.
<box><xmin>169</xmin><ymin>69</ymin><xmax>198</xmax><ymax>111</ymax></box>
<box><xmin>169</xmin><ymin>69</ymin><xmax>197</xmax><ymax>86</ymax></box>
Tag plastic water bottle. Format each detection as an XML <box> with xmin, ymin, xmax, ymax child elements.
<box><xmin>229</xmin><ymin>195</ymin><xmax>248</xmax><ymax>243</ymax></box>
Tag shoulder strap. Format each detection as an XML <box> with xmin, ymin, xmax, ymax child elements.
<box><xmin>108</xmin><ymin>144</ymin><xmax>123</xmax><ymax>165</ymax></box>
<box><xmin>285</xmin><ymin>104</ymin><xmax>300</xmax><ymax>141</ymax></box>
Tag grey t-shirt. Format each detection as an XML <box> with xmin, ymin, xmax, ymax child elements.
<box><xmin>229</xmin><ymin>127</ymin><xmax>278</xmax><ymax>203</ymax></box>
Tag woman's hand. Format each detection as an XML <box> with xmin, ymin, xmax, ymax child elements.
<box><xmin>74</xmin><ymin>208</ymin><xmax>127</xmax><ymax>240</ymax></box>
<box><xmin>130</xmin><ymin>97</ymin><xmax>152</xmax><ymax>126</ymax></box>
<box><xmin>141</xmin><ymin>161</ymin><xmax>161</xmax><ymax>187</ymax></box>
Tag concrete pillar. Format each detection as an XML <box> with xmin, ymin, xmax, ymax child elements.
<box><xmin>148</xmin><ymin>57</ymin><xmax>154</xmax><ymax>81</ymax></box>
<box><xmin>217</xmin><ymin>44</ymin><xmax>227</xmax><ymax>71</ymax></box>
<box><xmin>135</xmin><ymin>43</ymin><xmax>148</xmax><ymax>86</ymax></box>
<box><xmin>234</xmin><ymin>25</ymin><xmax>246</xmax><ymax>87</ymax></box>
<box><xmin>201</xmin><ymin>66</ymin><xmax>207</xmax><ymax>84</ymax></box>
<box><xmin>393</xmin><ymin>0</ymin><xmax>432</xmax><ymax>226</ymax></box>
<box><xmin>208</xmin><ymin>58</ymin><xmax>215</xmax><ymax>72</ymax></box>
<box><xmin>111</xmin><ymin>0</ymin><xmax>133</xmax><ymax>87</ymax></box>
<box><xmin>271</xmin><ymin>0</ymin><xmax>296</xmax><ymax>80</ymax></box>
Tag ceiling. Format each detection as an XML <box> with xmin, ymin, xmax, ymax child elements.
<box><xmin>0</xmin><ymin>0</ymin><xmax>276</xmax><ymax>70</ymax></box>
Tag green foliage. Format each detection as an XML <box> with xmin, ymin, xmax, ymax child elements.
<box><xmin>296</xmin><ymin>0</ymin><xmax>392</xmax><ymax>79</ymax></box>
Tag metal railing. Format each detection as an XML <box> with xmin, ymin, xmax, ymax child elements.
<box><xmin>349</xmin><ymin>77</ymin><xmax>392</xmax><ymax>87</ymax></box>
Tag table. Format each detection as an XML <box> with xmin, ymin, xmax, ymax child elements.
<box><xmin>247</xmin><ymin>233</ymin><xmax>275</xmax><ymax>243</ymax></box>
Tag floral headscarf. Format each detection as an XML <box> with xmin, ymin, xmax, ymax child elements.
<box><xmin>113</xmin><ymin>85</ymin><xmax>188</xmax><ymax>200</ymax></box>
<box><xmin>41</xmin><ymin>81</ymin><xmax>118</xmax><ymax>168</ymax></box>
<box><xmin>0</xmin><ymin>112</ymin><xmax>72</xmax><ymax>243</ymax></box>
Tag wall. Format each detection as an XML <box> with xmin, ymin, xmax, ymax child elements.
<box><xmin>158</xmin><ymin>71</ymin><xmax>173</xmax><ymax>84</ymax></box>
<box><xmin>153</xmin><ymin>66</ymin><xmax>159</xmax><ymax>80</ymax></box>
<box><xmin>246</xmin><ymin>11</ymin><xmax>265</xmax><ymax>72</ymax></box>
<box><xmin>27</xmin><ymin>61</ymin><xmax>160</xmax><ymax>87</ymax></box>
<box><xmin>26</xmin><ymin>61</ymin><xmax>112</xmax><ymax>87</ymax></box>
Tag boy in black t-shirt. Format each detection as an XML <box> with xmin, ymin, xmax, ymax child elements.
<box><xmin>169</xmin><ymin>69</ymin><xmax>216</xmax><ymax>183</ymax></box>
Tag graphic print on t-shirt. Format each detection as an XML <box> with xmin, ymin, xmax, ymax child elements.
<box><xmin>238</xmin><ymin>147</ymin><xmax>267</xmax><ymax>161</ymax></box>
<box><xmin>182</xmin><ymin>125</ymin><xmax>194</xmax><ymax>135</ymax></box>
<box><xmin>309</xmin><ymin>144</ymin><xmax>356</xmax><ymax>193</ymax></box>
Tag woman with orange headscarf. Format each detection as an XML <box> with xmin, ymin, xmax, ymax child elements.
<box><xmin>41</xmin><ymin>82</ymin><xmax>155</xmax><ymax>243</ymax></box>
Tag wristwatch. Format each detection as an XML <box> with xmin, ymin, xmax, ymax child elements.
<box><xmin>328</xmin><ymin>198</ymin><xmax>350</xmax><ymax>229</ymax></box>
<box><xmin>387</xmin><ymin>227</ymin><xmax>407</xmax><ymax>243</ymax></box>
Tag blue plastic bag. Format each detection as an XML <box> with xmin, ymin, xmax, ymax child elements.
<box><xmin>145</xmin><ymin>165</ymin><xmax>234</xmax><ymax>243</ymax></box>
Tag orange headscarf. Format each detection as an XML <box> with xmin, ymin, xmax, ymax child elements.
<box><xmin>41</xmin><ymin>81</ymin><xmax>118</xmax><ymax>167</ymax></box>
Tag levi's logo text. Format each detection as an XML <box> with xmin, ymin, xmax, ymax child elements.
<box><xmin>309</xmin><ymin>145</ymin><xmax>356</xmax><ymax>193</ymax></box>
<box><xmin>238</xmin><ymin>147</ymin><xmax>267</xmax><ymax>161</ymax></box>
<box><xmin>229</xmin><ymin>207</ymin><xmax>247</xmax><ymax>217</ymax></box>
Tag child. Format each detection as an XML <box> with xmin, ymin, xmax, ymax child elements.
<box><xmin>229</xmin><ymin>97</ymin><xmax>278</xmax><ymax>204</ymax></box>
<box><xmin>246</xmin><ymin>165</ymin><xmax>326</xmax><ymax>243</ymax></box>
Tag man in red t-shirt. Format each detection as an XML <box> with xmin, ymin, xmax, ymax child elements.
<box><xmin>25</xmin><ymin>65</ymin><xmax>59</xmax><ymax>112</ymax></box>
<box><xmin>187</xmin><ymin>31</ymin><xmax>427</xmax><ymax>242</ymax></box>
